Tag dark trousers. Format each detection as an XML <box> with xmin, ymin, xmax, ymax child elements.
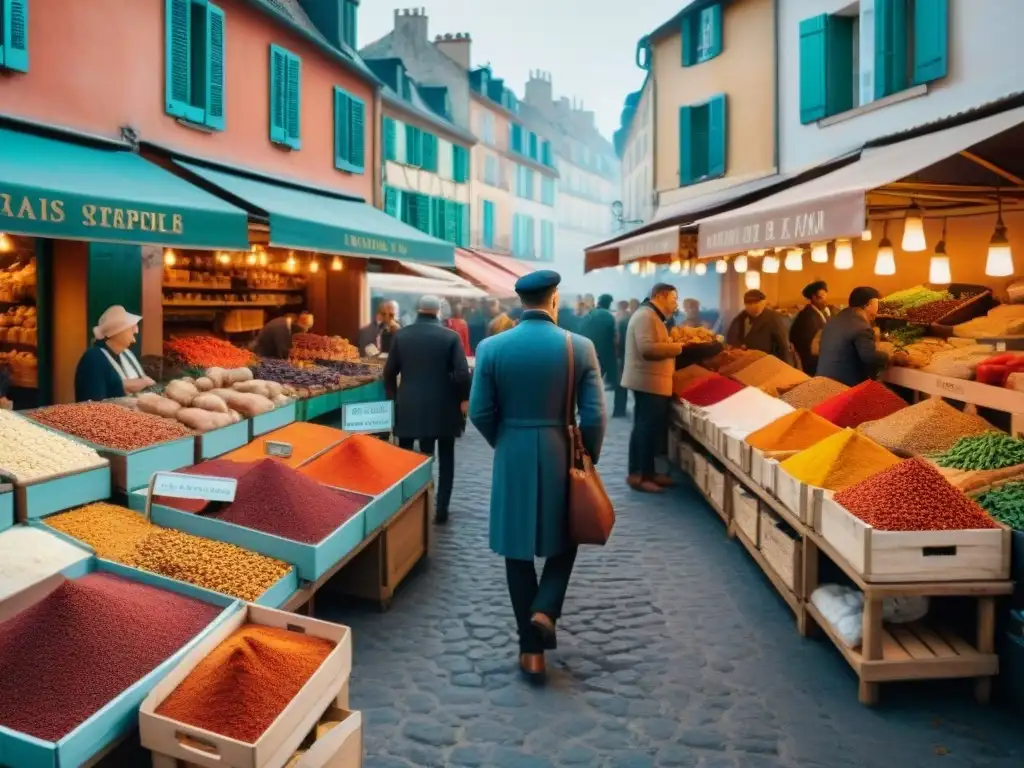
<box><xmin>505</xmin><ymin>548</ymin><xmax>578</xmax><ymax>653</ymax></box>
<box><xmin>612</xmin><ymin>357</ymin><xmax>628</xmax><ymax>416</ymax></box>
<box><xmin>628</xmin><ymin>391</ymin><xmax>671</xmax><ymax>478</ymax></box>
<box><xmin>398</xmin><ymin>437</ymin><xmax>455</xmax><ymax>515</ymax></box>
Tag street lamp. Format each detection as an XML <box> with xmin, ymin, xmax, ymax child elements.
<box><xmin>611</xmin><ymin>200</ymin><xmax>643</xmax><ymax>232</ymax></box>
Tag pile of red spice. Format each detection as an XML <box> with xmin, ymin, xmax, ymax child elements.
<box><xmin>812</xmin><ymin>380</ymin><xmax>906</xmax><ymax>429</ymax></box>
<box><xmin>300</xmin><ymin>434</ymin><xmax>429</xmax><ymax>496</ymax></box>
<box><xmin>157</xmin><ymin>459</ymin><xmax>368</xmax><ymax>544</ymax></box>
<box><xmin>0</xmin><ymin>572</ymin><xmax>221</xmax><ymax>742</ymax></box>
<box><xmin>834</xmin><ymin>457</ymin><xmax>999</xmax><ymax>531</ymax></box>
<box><xmin>156</xmin><ymin>624</ymin><xmax>335</xmax><ymax>743</ymax></box>
<box><xmin>677</xmin><ymin>374</ymin><xmax>746</xmax><ymax>407</ymax></box>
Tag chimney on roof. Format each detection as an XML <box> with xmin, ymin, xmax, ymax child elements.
<box><xmin>524</xmin><ymin>69</ymin><xmax>553</xmax><ymax>109</ymax></box>
<box><xmin>394</xmin><ymin>7</ymin><xmax>428</xmax><ymax>42</ymax></box>
<box><xmin>434</xmin><ymin>31</ymin><xmax>472</xmax><ymax>69</ymax></box>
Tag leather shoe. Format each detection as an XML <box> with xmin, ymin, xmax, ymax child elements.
<box><xmin>519</xmin><ymin>653</ymin><xmax>546</xmax><ymax>682</ymax></box>
<box><xmin>632</xmin><ymin>480</ymin><xmax>664</xmax><ymax>493</ymax></box>
<box><xmin>652</xmin><ymin>474</ymin><xmax>677</xmax><ymax>488</ymax></box>
<box><xmin>434</xmin><ymin>510</ymin><xmax>449</xmax><ymax>525</ymax></box>
<box><xmin>531</xmin><ymin>612</ymin><xmax>557</xmax><ymax>650</ymax></box>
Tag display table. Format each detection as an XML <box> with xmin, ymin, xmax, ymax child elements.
<box><xmin>670</xmin><ymin>407</ymin><xmax>1013</xmax><ymax>706</ymax></box>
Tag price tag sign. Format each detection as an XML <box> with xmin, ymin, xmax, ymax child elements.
<box><xmin>342</xmin><ymin>400</ymin><xmax>394</xmax><ymax>433</ymax></box>
<box><xmin>264</xmin><ymin>441</ymin><xmax>294</xmax><ymax>458</ymax></box>
<box><xmin>144</xmin><ymin>471</ymin><xmax>238</xmax><ymax>521</ymax></box>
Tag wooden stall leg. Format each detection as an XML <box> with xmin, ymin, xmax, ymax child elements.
<box><xmin>858</xmin><ymin>596</ymin><xmax>883</xmax><ymax>706</ymax></box>
<box><xmin>798</xmin><ymin>536</ymin><xmax>820</xmax><ymax>637</ymax></box>
<box><xmin>975</xmin><ymin>596</ymin><xmax>996</xmax><ymax>704</ymax></box>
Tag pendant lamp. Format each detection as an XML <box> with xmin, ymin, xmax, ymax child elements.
<box><xmin>861</xmin><ymin>222</ymin><xmax>873</xmax><ymax>242</ymax></box>
<box><xmin>874</xmin><ymin>221</ymin><xmax>896</xmax><ymax>276</ymax></box>
<box><xmin>833</xmin><ymin>238</ymin><xmax>854</xmax><ymax>270</ymax></box>
<box><xmin>0</xmin><ymin>233</ymin><xmax>12</xmax><ymax>253</ymax></box>
<box><xmin>628</xmin><ymin>260</ymin><xmax>641</xmax><ymax>275</ymax></box>
<box><xmin>680</xmin><ymin>259</ymin><xmax>691</xmax><ymax>275</ymax></box>
<box><xmin>928</xmin><ymin>219</ymin><xmax>952</xmax><ymax>284</ymax></box>
<box><xmin>744</xmin><ymin>270</ymin><xmax>761</xmax><ymax>290</ymax></box>
<box><xmin>669</xmin><ymin>257</ymin><xmax>682</xmax><ymax>273</ymax></box>
<box><xmin>762</xmin><ymin>254</ymin><xmax>780</xmax><ymax>273</ymax></box>
<box><xmin>734</xmin><ymin>254</ymin><xmax>748</xmax><ymax>273</ymax></box>
<box><xmin>163</xmin><ymin>249</ymin><xmax>177</xmax><ymax>267</ymax></box>
<box><xmin>715</xmin><ymin>259</ymin><xmax>728</xmax><ymax>274</ymax></box>
<box><xmin>694</xmin><ymin>261</ymin><xmax>708</xmax><ymax>276</ymax></box>
<box><xmin>246</xmin><ymin>251</ymin><xmax>258</xmax><ymax>266</ymax></box>
<box><xmin>986</xmin><ymin>191</ymin><xmax>1015</xmax><ymax>277</ymax></box>
<box><xmin>784</xmin><ymin>248</ymin><xmax>803</xmax><ymax>271</ymax></box>
<box><xmin>309</xmin><ymin>258</ymin><xmax>320</xmax><ymax>273</ymax></box>
<box><xmin>901</xmin><ymin>201</ymin><xmax>927</xmax><ymax>252</ymax></box>
<box><xmin>748</xmin><ymin>249</ymin><xmax>766</xmax><ymax>257</ymax></box>
<box><xmin>331</xmin><ymin>256</ymin><xmax>344</xmax><ymax>271</ymax></box>
<box><xmin>810</xmin><ymin>242</ymin><xmax>829</xmax><ymax>263</ymax></box>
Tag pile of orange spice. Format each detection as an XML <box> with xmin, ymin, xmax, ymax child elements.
<box><xmin>745</xmin><ymin>409</ymin><xmax>842</xmax><ymax>454</ymax></box>
<box><xmin>222</xmin><ymin>422</ymin><xmax>348</xmax><ymax>468</ymax></box>
<box><xmin>300</xmin><ymin>434</ymin><xmax>428</xmax><ymax>495</ymax></box>
<box><xmin>156</xmin><ymin>624</ymin><xmax>335</xmax><ymax>743</ymax></box>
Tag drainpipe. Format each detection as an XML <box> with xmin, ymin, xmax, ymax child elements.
<box><xmin>772</xmin><ymin>0</ymin><xmax>780</xmax><ymax>173</ymax></box>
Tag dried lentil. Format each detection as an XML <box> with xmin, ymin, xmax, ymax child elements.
<box><xmin>933</xmin><ymin>433</ymin><xmax>1024</xmax><ymax>471</ymax></box>
<box><xmin>779</xmin><ymin>377</ymin><xmax>850</xmax><ymax>409</ymax></box>
<box><xmin>780</xmin><ymin>428</ymin><xmax>901</xmax><ymax>491</ymax></box>
<box><xmin>300</xmin><ymin>434</ymin><xmax>430</xmax><ymax>495</ymax></box>
<box><xmin>977</xmin><ymin>481</ymin><xmax>1024</xmax><ymax>531</ymax></box>
<box><xmin>0</xmin><ymin>526</ymin><xmax>91</xmax><ymax>601</ymax></box>
<box><xmin>47</xmin><ymin>502</ymin><xmax>154</xmax><ymax>560</ymax></box>
<box><xmin>744</xmin><ymin>409</ymin><xmax>842</xmax><ymax>453</ymax></box>
<box><xmin>678</xmin><ymin>374</ymin><xmax>745</xmax><ymax>407</ymax></box>
<box><xmin>812</xmin><ymin>380</ymin><xmax>907</xmax><ymax>429</ymax></box>
<box><xmin>30</xmin><ymin>402</ymin><xmax>192</xmax><ymax>452</ymax></box>
<box><xmin>156</xmin><ymin>624</ymin><xmax>335</xmax><ymax>743</ymax></box>
<box><xmin>223</xmin><ymin>421</ymin><xmax>348</xmax><ymax>468</ymax></box>
<box><xmin>857</xmin><ymin>399</ymin><xmax>998</xmax><ymax>456</ymax></box>
<box><xmin>0</xmin><ymin>409</ymin><xmax>106</xmax><ymax>482</ymax></box>
<box><xmin>834</xmin><ymin>457</ymin><xmax>999</xmax><ymax>531</ymax></box>
<box><xmin>731</xmin><ymin>355</ymin><xmax>800</xmax><ymax>387</ymax></box>
<box><xmin>0</xmin><ymin>572</ymin><xmax>221</xmax><ymax>741</ymax></box>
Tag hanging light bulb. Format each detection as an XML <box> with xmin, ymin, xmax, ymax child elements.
<box><xmin>0</xmin><ymin>233</ymin><xmax>12</xmax><ymax>253</ymax></box>
<box><xmin>810</xmin><ymin>242</ymin><xmax>829</xmax><ymax>263</ymax></box>
<box><xmin>258</xmin><ymin>250</ymin><xmax>268</xmax><ymax>267</ymax></box>
<box><xmin>309</xmin><ymin>257</ymin><xmax>320</xmax><ymax>274</ymax></box>
<box><xmin>715</xmin><ymin>259</ymin><xmax>728</xmax><ymax>274</ymax></box>
<box><xmin>733</xmin><ymin>254</ymin><xmax>748</xmax><ymax>273</ymax></box>
<box><xmin>694</xmin><ymin>261</ymin><xmax>708</xmax><ymax>276</ymax></box>
<box><xmin>163</xmin><ymin>248</ymin><xmax>177</xmax><ymax>267</ymax></box>
<box><xmin>874</xmin><ymin>221</ymin><xmax>896</xmax><ymax>276</ymax></box>
<box><xmin>861</xmin><ymin>222</ymin><xmax>873</xmax><ymax>242</ymax></box>
<box><xmin>246</xmin><ymin>251</ymin><xmax>258</xmax><ymax>266</ymax></box>
<box><xmin>680</xmin><ymin>259</ymin><xmax>691</xmax><ymax>275</ymax></box>
<box><xmin>217</xmin><ymin>251</ymin><xmax>232</xmax><ymax>265</ymax></box>
<box><xmin>784</xmin><ymin>248</ymin><xmax>804</xmax><ymax>271</ymax></box>
<box><xmin>748</xmin><ymin>249</ymin><xmax>766</xmax><ymax>257</ymax></box>
<box><xmin>986</xmin><ymin>191</ymin><xmax>1015</xmax><ymax>277</ymax></box>
<box><xmin>901</xmin><ymin>201</ymin><xmax>927</xmax><ymax>252</ymax></box>
<box><xmin>331</xmin><ymin>256</ymin><xmax>344</xmax><ymax>271</ymax></box>
<box><xmin>628</xmin><ymin>260</ymin><xmax>641</xmax><ymax>275</ymax></box>
<box><xmin>833</xmin><ymin>238</ymin><xmax>854</xmax><ymax>270</ymax></box>
<box><xmin>286</xmin><ymin>251</ymin><xmax>298</xmax><ymax>272</ymax></box>
<box><xmin>761</xmin><ymin>254</ymin><xmax>780</xmax><ymax>273</ymax></box>
<box><xmin>744</xmin><ymin>270</ymin><xmax>761</xmax><ymax>290</ymax></box>
<box><xmin>668</xmin><ymin>257</ymin><xmax>681</xmax><ymax>274</ymax></box>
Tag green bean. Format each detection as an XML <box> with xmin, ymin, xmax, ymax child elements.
<box><xmin>978</xmin><ymin>481</ymin><xmax>1024</xmax><ymax>531</ymax></box>
<box><xmin>933</xmin><ymin>433</ymin><xmax>1024</xmax><ymax>471</ymax></box>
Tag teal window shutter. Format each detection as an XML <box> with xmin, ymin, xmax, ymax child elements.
<box><xmin>284</xmin><ymin>52</ymin><xmax>301</xmax><ymax>149</ymax></box>
<box><xmin>383</xmin><ymin>117</ymin><xmax>397</xmax><ymax>161</ymax></box>
<box><xmin>333</xmin><ymin>88</ymin><xmax>363</xmax><ymax>172</ymax></box>
<box><xmin>541</xmin><ymin>140</ymin><xmax>552</xmax><ymax>166</ymax></box>
<box><xmin>528</xmin><ymin>132</ymin><xmax>538</xmax><ymax>160</ymax></box>
<box><xmin>460</xmin><ymin>203</ymin><xmax>470</xmax><ymax>247</ymax></box>
<box><xmin>269</xmin><ymin>45</ymin><xmax>288</xmax><ymax>144</ymax></box>
<box><xmin>348</xmin><ymin>95</ymin><xmax>364</xmax><ymax>169</ymax></box>
<box><xmin>204</xmin><ymin>4</ymin><xmax>226</xmax><ymax>131</ymax></box>
<box><xmin>1</xmin><ymin>0</ymin><xmax>29</xmax><ymax>72</ymax></box>
<box><xmin>912</xmin><ymin>0</ymin><xmax>948</xmax><ymax>84</ymax></box>
<box><xmin>707</xmin><ymin>94</ymin><xmax>727</xmax><ymax>179</ymax></box>
<box><xmin>875</xmin><ymin>0</ymin><xmax>909</xmax><ymax>99</ymax></box>
<box><xmin>405</xmin><ymin>124</ymin><xmax>422</xmax><ymax>166</ymax></box>
<box><xmin>422</xmin><ymin>133</ymin><xmax>438</xmax><ymax>172</ymax></box>
<box><xmin>415</xmin><ymin>194</ymin><xmax>430</xmax><ymax>233</ymax></box>
<box><xmin>706</xmin><ymin>5</ymin><xmax>722</xmax><ymax>60</ymax></box>
<box><xmin>512</xmin><ymin>214</ymin><xmax>520</xmax><ymax>255</ymax></box>
<box><xmin>681</xmin><ymin>14</ymin><xmax>695</xmax><ymax>66</ymax></box>
<box><xmin>510</xmin><ymin>124</ymin><xmax>523</xmax><ymax>153</ymax></box>
<box><xmin>384</xmin><ymin>186</ymin><xmax>400</xmax><ymax>217</ymax></box>
<box><xmin>826</xmin><ymin>16</ymin><xmax>854</xmax><ymax>116</ymax></box>
<box><xmin>483</xmin><ymin>201</ymin><xmax>495</xmax><ymax>247</ymax></box>
<box><xmin>635</xmin><ymin>37</ymin><xmax>651</xmax><ymax>70</ymax></box>
<box><xmin>697</xmin><ymin>5</ymin><xmax>723</xmax><ymax>62</ymax></box>
<box><xmin>444</xmin><ymin>201</ymin><xmax>458</xmax><ymax>243</ymax></box>
<box><xmin>166</xmin><ymin>0</ymin><xmax>203</xmax><ymax>122</ymax></box>
<box><xmin>678</xmin><ymin>106</ymin><xmax>693</xmax><ymax>185</ymax></box>
<box><xmin>452</xmin><ymin>145</ymin><xmax>469</xmax><ymax>183</ymax></box>
<box><xmin>798</xmin><ymin>15</ymin><xmax>828</xmax><ymax>124</ymax></box>
<box><xmin>342</xmin><ymin>0</ymin><xmax>357</xmax><ymax>48</ymax></box>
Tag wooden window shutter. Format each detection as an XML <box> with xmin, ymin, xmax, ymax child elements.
<box><xmin>874</xmin><ymin>0</ymin><xmax>909</xmax><ymax>99</ymax></box>
<box><xmin>334</xmin><ymin>88</ymin><xmax>350</xmax><ymax>169</ymax></box>
<box><xmin>1</xmin><ymin>0</ymin><xmax>29</xmax><ymax>72</ymax></box>
<box><xmin>483</xmin><ymin>201</ymin><xmax>495</xmax><ymax>247</ymax></box>
<box><xmin>269</xmin><ymin>45</ymin><xmax>288</xmax><ymax>143</ymax></box>
<box><xmin>681</xmin><ymin>14</ymin><xmax>695</xmax><ymax>67</ymax></box>
<box><xmin>422</xmin><ymin>133</ymin><xmax>438</xmax><ymax>172</ymax></box>
<box><xmin>415</xmin><ymin>194</ymin><xmax>430</xmax><ymax>233</ymax></box>
<box><xmin>912</xmin><ymin>0</ymin><xmax>948</xmax><ymax>84</ymax></box>
<box><xmin>284</xmin><ymin>52</ymin><xmax>302</xmax><ymax>149</ymax></box>
<box><xmin>706</xmin><ymin>4</ymin><xmax>723</xmax><ymax>60</ymax></box>
<box><xmin>383</xmin><ymin>117</ymin><xmax>397</xmax><ymax>161</ymax></box>
<box><xmin>444</xmin><ymin>201</ymin><xmax>458</xmax><ymax>243</ymax></box>
<box><xmin>798</xmin><ymin>15</ymin><xmax>829</xmax><ymax>124</ymax></box>
<box><xmin>678</xmin><ymin>106</ymin><xmax>694</xmax><ymax>185</ymax></box>
<box><xmin>205</xmin><ymin>4</ymin><xmax>226</xmax><ymax>131</ymax></box>
<box><xmin>825</xmin><ymin>15</ymin><xmax>854</xmax><ymax>116</ymax></box>
<box><xmin>349</xmin><ymin>96</ymin><xmax>365</xmax><ymax>170</ymax></box>
<box><xmin>707</xmin><ymin>94</ymin><xmax>727</xmax><ymax>179</ymax></box>
<box><xmin>166</xmin><ymin>0</ymin><xmax>201</xmax><ymax>121</ymax></box>
<box><xmin>384</xmin><ymin>186</ymin><xmax>400</xmax><ymax>217</ymax></box>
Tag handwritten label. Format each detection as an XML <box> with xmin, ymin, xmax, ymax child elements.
<box><xmin>935</xmin><ymin>379</ymin><xmax>966</xmax><ymax>398</ymax></box>
<box><xmin>150</xmin><ymin>472</ymin><xmax>238</xmax><ymax>502</ymax></box>
<box><xmin>342</xmin><ymin>401</ymin><xmax>394</xmax><ymax>433</ymax></box>
<box><xmin>264</xmin><ymin>440</ymin><xmax>293</xmax><ymax>458</ymax></box>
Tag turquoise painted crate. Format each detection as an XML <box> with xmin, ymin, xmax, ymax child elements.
<box><xmin>14</xmin><ymin>464</ymin><xmax>112</xmax><ymax>522</ymax></box>
<box><xmin>302</xmin><ymin>391</ymin><xmax>342</xmax><ymax>422</ymax></box>
<box><xmin>32</xmin><ymin>517</ymin><xmax>299</xmax><ymax>608</ymax></box>
<box><xmin>250</xmin><ymin>401</ymin><xmax>297</xmax><ymax>439</ymax></box>
<box><xmin>402</xmin><ymin>457</ymin><xmax>434</xmax><ymax>502</ymax></box>
<box><xmin>0</xmin><ymin>487</ymin><xmax>12</xmax><ymax>533</ymax></box>
<box><xmin>128</xmin><ymin>490</ymin><xmax>370</xmax><ymax>582</ymax></box>
<box><xmin>364</xmin><ymin>482</ymin><xmax>403</xmax><ymax>533</ymax></box>
<box><xmin>195</xmin><ymin>420</ymin><xmax>251</xmax><ymax>461</ymax></box>
<box><xmin>100</xmin><ymin>436</ymin><xmax>197</xmax><ymax>493</ymax></box>
<box><xmin>0</xmin><ymin>558</ymin><xmax>240</xmax><ymax>768</ymax></box>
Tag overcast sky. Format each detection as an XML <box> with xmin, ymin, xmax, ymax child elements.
<box><xmin>358</xmin><ymin>0</ymin><xmax>685</xmax><ymax>140</ymax></box>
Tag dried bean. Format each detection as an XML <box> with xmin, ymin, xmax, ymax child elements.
<box><xmin>933</xmin><ymin>433</ymin><xmax>1024</xmax><ymax>471</ymax></box>
<box><xmin>779</xmin><ymin>377</ymin><xmax>850</xmax><ymax>409</ymax></box>
<box><xmin>857</xmin><ymin>398</ymin><xmax>997</xmax><ymax>456</ymax></box>
<box><xmin>253</xmin><ymin>358</ymin><xmax>344</xmax><ymax>390</ymax></box>
<box><xmin>30</xmin><ymin>402</ymin><xmax>193</xmax><ymax>451</ymax></box>
<box><xmin>0</xmin><ymin>410</ymin><xmax>106</xmax><ymax>482</ymax></box>
<box><xmin>834</xmin><ymin>457</ymin><xmax>998</xmax><ymax>531</ymax></box>
<box><xmin>978</xmin><ymin>481</ymin><xmax>1024</xmax><ymax>531</ymax></box>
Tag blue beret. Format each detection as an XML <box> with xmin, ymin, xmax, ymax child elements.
<box><xmin>515</xmin><ymin>269</ymin><xmax>561</xmax><ymax>295</ymax></box>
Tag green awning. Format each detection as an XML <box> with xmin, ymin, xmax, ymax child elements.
<box><xmin>0</xmin><ymin>128</ymin><xmax>249</xmax><ymax>249</ymax></box>
<box><xmin>175</xmin><ymin>161</ymin><xmax>455</xmax><ymax>266</ymax></box>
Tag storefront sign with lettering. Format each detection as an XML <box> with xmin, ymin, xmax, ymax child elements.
<box><xmin>1</xmin><ymin>190</ymin><xmax>186</xmax><ymax>237</ymax></box>
<box><xmin>619</xmin><ymin>227</ymin><xmax>679</xmax><ymax>263</ymax></box>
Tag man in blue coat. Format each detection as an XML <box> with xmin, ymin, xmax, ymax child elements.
<box><xmin>469</xmin><ymin>270</ymin><xmax>607</xmax><ymax>681</ymax></box>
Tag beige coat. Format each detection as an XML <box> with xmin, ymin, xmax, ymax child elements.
<box><xmin>621</xmin><ymin>304</ymin><xmax>681</xmax><ymax>396</ymax></box>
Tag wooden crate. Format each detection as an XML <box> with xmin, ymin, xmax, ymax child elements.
<box><xmin>815</xmin><ymin>495</ymin><xmax>1011</xmax><ymax>583</ymax></box>
<box><xmin>732</xmin><ymin>485</ymin><xmax>759</xmax><ymax>545</ymax></box>
<box><xmin>692</xmin><ymin>453</ymin><xmax>709</xmax><ymax>492</ymax></box>
<box><xmin>285</xmin><ymin>707</ymin><xmax>362</xmax><ymax>768</ymax></box>
<box><xmin>707</xmin><ymin>465</ymin><xmax>727</xmax><ymax>513</ymax></box>
<box><xmin>774</xmin><ymin>467</ymin><xmax>808</xmax><ymax>521</ymax></box>
<box><xmin>760</xmin><ymin>508</ymin><xmax>802</xmax><ymax>592</ymax></box>
<box><xmin>141</xmin><ymin>605</ymin><xmax>352</xmax><ymax>768</ymax></box>
<box><xmin>678</xmin><ymin>441</ymin><xmax>694</xmax><ymax>475</ymax></box>
<box><xmin>724</xmin><ymin>432</ymin><xmax>751</xmax><ymax>473</ymax></box>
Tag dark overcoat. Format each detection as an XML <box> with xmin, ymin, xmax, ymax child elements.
<box><xmin>817</xmin><ymin>307</ymin><xmax>889</xmax><ymax>387</ymax></box>
<box><xmin>580</xmin><ymin>307</ymin><xmax>617</xmax><ymax>377</ymax></box>
<box><xmin>469</xmin><ymin>311</ymin><xmax>606</xmax><ymax>561</ymax></box>
<box><xmin>789</xmin><ymin>303</ymin><xmax>833</xmax><ymax>375</ymax></box>
<box><xmin>383</xmin><ymin>316</ymin><xmax>470</xmax><ymax>439</ymax></box>
<box><xmin>725</xmin><ymin>308</ymin><xmax>794</xmax><ymax>365</ymax></box>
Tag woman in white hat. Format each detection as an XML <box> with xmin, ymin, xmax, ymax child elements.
<box><xmin>74</xmin><ymin>305</ymin><xmax>154</xmax><ymax>401</ymax></box>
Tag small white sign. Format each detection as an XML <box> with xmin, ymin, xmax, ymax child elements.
<box><xmin>264</xmin><ymin>440</ymin><xmax>294</xmax><ymax>458</ymax></box>
<box><xmin>343</xmin><ymin>400</ymin><xmax>394</xmax><ymax>433</ymax></box>
<box><xmin>150</xmin><ymin>471</ymin><xmax>238</xmax><ymax>502</ymax></box>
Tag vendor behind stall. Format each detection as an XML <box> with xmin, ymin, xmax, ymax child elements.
<box><xmin>789</xmin><ymin>281</ymin><xmax>834</xmax><ymax>375</ymax></box>
<box><xmin>726</xmin><ymin>290</ymin><xmax>793</xmax><ymax>365</ymax></box>
<box><xmin>817</xmin><ymin>286</ymin><xmax>905</xmax><ymax>386</ymax></box>
<box><xmin>74</xmin><ymin>306</ymin><xmax>154</xmax><ymax>402</ymax></box>
<box><xmin>254</xmin><ymin>311</ymin><xmax>314</xmax><ymax>359</ymax></box>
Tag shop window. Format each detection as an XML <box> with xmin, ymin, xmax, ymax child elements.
<box><xmin>799</xmin><ymin>0</ymin><xmax>947</xmax><ymax>124</ymax></box>
<box><xmin>269</xmin><ymin>44</ymin><xmax>301</xmax><ymax>149</ymax></box>
<box><xmin>482</xmin><ymin>201</ymin><xmax>495</xmax><ymax>248</ymax></box>
<box><xmin>165</xmin><ymin>0</ymin><xmax>225</xmax><ymax>130</ymax></box>
<box><xmin>333</xmin><ymin>87</ymin><xmax>364</xmax><ymax>173</ymax></box>
<box><xmin>341</xmin><ymin>0</ymin><xmax>357</xmax><ymax>48</ymax></box>
<box><xmin>682</xmin><ymin>4</ymin><xmax>721</xmax><ymax>67</ymax></box>
<box><xmin>679</xmin><ymin>94</ymin><xmax>726</xmax><ymax>186</ymax></box>
<box><xmin>383</xmin><ymin>117</ymin><xmax>397</xmax><ymax>162</ymax></box>
<box><xmin>452</xmin><ymin>145</ymin><xmax>470</xmax><ymax>183</ymax></box>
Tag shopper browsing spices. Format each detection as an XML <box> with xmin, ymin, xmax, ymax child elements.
<box><xmin>74</xmin><ymin>305</ymin><xmax>153</xmax><ymax>402</ymax></box>
<box><xmin>253</xmin><ymin>311</ymin><xmax>313</xmax><ymax>359</ymax></box>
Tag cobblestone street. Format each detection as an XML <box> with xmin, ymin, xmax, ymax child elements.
<box><xmin>319</xmin><ymin>415</ymin><xmax>1023</xmax><ymax>768</ymax></box>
